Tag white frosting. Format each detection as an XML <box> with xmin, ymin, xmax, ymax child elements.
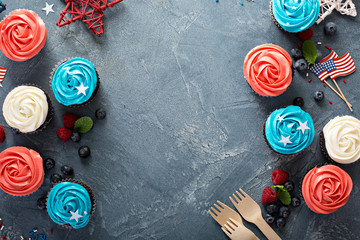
<box><xmin>2</xmin><ymin>86</ymin><xmax>48</xmax><ymax>133</ymax></box>
<box><xmin>323</xmin><ymin>116</ymin><xmax>360</xmax><ymax>164</ymax></box>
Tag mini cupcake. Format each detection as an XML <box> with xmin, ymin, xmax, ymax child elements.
<box><xmin>320</xmin><ymin>116</ymin><xmax>360</xmax><ymax>164</ymax></box>
<box><xmin>0</xmin><ymin>9</ymin><xmax>47</xmax><ymax>61</ymax></box>
<box><xmin>264</xmin><ymin>105</ymin><xmax>314</xmax><ymax>155</ymax></box>
<box><xmin>270</xmin><ymin>0</ymin><xmax>320</xmax><ymax>33</ymax></box>
<box><xmin>244</xmin><ymin>44</ymin><xmax>292</xmax><ymax>97</ymax></box>
<box><xmin>46</xmin><ymin>180</ymin><xmax>95</xmax><ymax>229</ymax></box>
<box><xmin>2</xmin><ymin>85</ymin><xmax>52</xmax><ymax>134</ymax></box>
<box><xmin>0</xmin><ymin>147</ymin><xmax>44</xmax><ymax>196</ymax></box>
<box><xmin>302</xmin><ymin>165</ymin><xmax>353</xmax><ymax>214</ymax></box>
<box><xmin>51</xmin><ymin>58</ymin><xmax>100</xmax><ymax>107</ymax></box>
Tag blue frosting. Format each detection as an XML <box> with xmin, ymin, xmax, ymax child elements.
<box><xmin>272</xmin><ymin>0</ymin><xmax>320</xmax><ymax>33</ymax></box>
<box><xmin>52</xmin><ymin>58</ymin><xmax>97</xmax><ymax>106</ymax></box>
<box><xmin>47</xmin><ymin>182</ymin><xmax>92</xmax><ymax>229</ymax></box>
<box><xmin>265</xmin><ymin>105</ymin><xmax>314</xmax><ymax>154</ymax></box>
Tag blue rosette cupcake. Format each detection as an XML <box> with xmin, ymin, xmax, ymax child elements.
<box><xmin>46</xmin><ymin>180</ymin><xmax>95</xmax><ymax>229</ymax></box>
<box><xmin>270</xmin><ymin>0</ymin><xmax>320</xmax><ymax>33</ymax></box>
<box><xmin>50</xmin><ymin>58</ymin><xmax>100</xmax><ymax>107</ymax></box>
<box><xmin>264</xmin><ymin>105</ymin><xmax>315</xmax><ymax>156</ymax></box>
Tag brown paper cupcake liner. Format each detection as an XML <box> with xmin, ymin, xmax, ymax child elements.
<box><xmin>49</xmin><ymin>57</ymin><xmax>100</xmax><ymax>108</ymax></box>
<box><xmin>46</xmin><ymin>179</ymin><xmax>96</xmax><ymax>230</ymax></box>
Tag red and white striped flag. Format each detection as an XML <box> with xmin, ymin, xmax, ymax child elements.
<box><xmin>309</xmin><ymin>50</ymin><xmax>338</xmax><ymax>81</ymax></box>
<box><xmin>322</xmin><ymin>52</ymin><xmax>356</xmax><ymax>80</ymax></box>
<box><xmin>0</xmin><ymin>67</ymin><xmax>7</xmax><ymax>87</ymax></box>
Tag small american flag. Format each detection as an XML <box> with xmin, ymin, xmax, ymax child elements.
<box><xmin>0</xmin><ymin>67</ymin><xmax>7</xmax><ymax>87</ymax></box>
<box><xmin>309</xmin><ymin>62</ymin><xmax>328</xmax><ymax>81</ymax></box>
<box><xmin>322</xmin><ymin>52</ymin><xmax>356</xmax><ymax>80</ymax></box>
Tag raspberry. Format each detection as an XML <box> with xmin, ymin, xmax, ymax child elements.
<box><xmin>272</xmin><ymin>169</ymin><xmax>289</xmax><ymax>185</ymax></box>
<box><xmin>62</xmin><ymin>113</ymin><xmax>79</xmax><ymax>129</ymax></box>
<box><xmin>261</xmin><ymin>187</ymin><xmax>277</xmax><ymax>205</ymax></box>
<box><xmin>297</xmin><ymin>28</ymin><xmax>313</xmax><ymax>41</ymax></box>
<box><xmin>0</xmin><ymin>125</ymin><xmax>5</xmax><ymax>143</ymax></box>
<box><xmin>56</xmin><ymin>127</ymin><xmax>72</xmax><ymax>142</ymax></box>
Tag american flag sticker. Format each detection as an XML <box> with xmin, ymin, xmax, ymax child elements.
<box><xmin>0</xmin><ymin>67</ymin><xmax>7</xmax><ymax>87</ymax></box>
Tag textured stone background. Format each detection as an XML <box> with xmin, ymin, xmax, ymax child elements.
<box><xmin>0</xmin><ymin>0</ymin><xmax>359</xmax><ymax>239</ymax></box>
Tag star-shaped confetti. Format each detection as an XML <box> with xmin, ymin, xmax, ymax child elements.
<box><xmin>70</xmin><ymin>209</ymin><xmax>83</xmax><ymax>222</ymax></box>
<box><xmin>277</xmin><ymin>116</ymin><xmax>285</xmax><ymax>122</ymax></box>
<box><xmin>57</xmin><ymin>0</ymin><xmax>124</xmax><ymax>36</ymax></box>
<box><xmin>42</xmin><ymin>2</ymin><xmax>54</xmax><ymax>16</ymax></box>
<box><xmin>297</xmin><ymin>121</ymin><xmax>310</xmax><ymax>134</ymax></box>
<box><xmin>279</xmin><ymin>135</ymin><xmax>292</xmax><ymax>147</ymax></box>
<box><xmin>76</xmin><ymin>83</ymin><xmax>89</xmax><ymax>96</ymax></box>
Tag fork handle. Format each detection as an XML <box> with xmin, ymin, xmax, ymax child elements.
<box><xmin>255</xmin><ymin>217</ymin><xmax>281</xmax><ymax>240</ymax></box>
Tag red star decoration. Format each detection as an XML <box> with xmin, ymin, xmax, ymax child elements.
<box><xmin>57</xmin><ymin>0</ymin><xmax>123</xmax><ymax>37</ymax></box>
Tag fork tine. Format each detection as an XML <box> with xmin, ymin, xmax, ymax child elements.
<box><xmin>216</xmin><ymin>201</ymin><xmax>227</xmax><ymax>209</ymax></box>
<box><xmin>210</xmin><ymin>206</ymin><xmax>220</xmax><ymax>215</ymax></box>
<box><xmin>208</xmin><ymin>210</ymin><xmax>218</xmax><ymax>219</ymax></box>
<box><xmin>229</xmin><ymin>218</ymin><xmax>238</xmax><ymax>227</ymax></box>
<box><xmin>229</xmin><ymin>196</ymin><xmax>236</xmax><ymax>205</ymax></box>
<box><xmin>236</xmin><ymin>190</ymin><xmax>243</xmax><ymax>200</ymax></box>
<box><xmin>239</xmin><ymin>188</ymin><xmax>249</xmax><ymax>198</ymax></box>
<box><xmin>221</xmin><ymin>227</ymin><xmax>232</xmax><ymax>238</ymax></box>
<box><xmin>226</xmin><ymin>220</ymin><xmax>237</xmax><ymax>230</ymax></box>
<box><xmin>232</xmin><ymin>193</ymin><xmax>241</xmax><ymax>202</ymax></box>
<box><xmin>213</xmin><ymin>203</ymin><xmax>222</xmax><ymax>212</ymax></box>
<box><xmin>224</xmin><ymin>223</ymin><xmax>234</xmax><ymax>232</ymax></box>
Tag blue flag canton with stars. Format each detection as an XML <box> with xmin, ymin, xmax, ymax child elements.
<box><xmin>310</xmin><ymin>62</ymin><xmax>326</xmax><ymax>75</ymax></box>
<box><xmin>322</xmin><ymin>59</ymin><xmax>336</xmax><ymax>72</ymax></box>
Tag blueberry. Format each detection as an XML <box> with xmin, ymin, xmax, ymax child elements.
<box><xmin>265</xmin><ymin>214</ymin><xmax>275</xmax><ymax>224</ymax></box>
<box><xmin>293</xmin><ymin>97</ymin><xmax>304</xmax><ymax>108</ymax></box>
<box><xmin>71</xmin><ymin>131</ymin><xmax>81</xmax><ymax>142</ymax></box>
<box><xmin>44</xmin><ymin>158</ymin><xmax>55</xmax><ymax>170</ymax></box>
<box><xmin>290</xmin><ymin>48</ymin><xmax>303</xmax><ymax>60</ymax></box>
<box><xmin>294</xmin><ymin>58</ymin><xmax>308</xmax><ymax>72</ymax></box>
<box><xmin>78</xmin><ymin>145</ymin><xmax>91</xmax><ymax>158</ymax></box>
<box><xmin>95</xmin><ymin>108</ymin><xmax>106</xmax><ymax>120</ymax></box>
<box><xmin>37</xmin><ymin>197</ymin><xmax>47</xmax><ymax>210</ymax></box>
<box><xmin>324</xmin><ymin>22</ymin><xmax>337</xmax><ymax>36</ymax></box>
<box><xmin>315</xmin><ymin>48</ymin><xmax>323</xmax><ymax>63</ymax></box>
<box><xmin>276</xmin><ymin>217</ymin><xmax>286</xmax><ymax>228</ymax></box>
<box><xmin>292</xmin><ymin>197</ymin><xmax>301</xmax><ymax>207</ymax></box>
<box><xmin>284</xmin><ymin>180</ymin><xmax>294</xmax><ymax>192</ymax></box>
<box><xmin>266</xmin><ymin>204</ymin><xmax>279</xmax><ymax>214</ymax></box>
<box><xmin>279</xmin><ymin>206</ymin><xmax>290</xmax><ymax>218</ymax></box>
<box><xmin>50</xmin><ymin>173</ymin><xmax>63</xmax><ymax>185</ymax></box>
<box><xmin>61</xmin><ymin>165</ymin><xmax>74</xmax><ymax>176</ymax></box>
<box><xmin>314</xmin><ymin>91</ymin><xmax>324</xmax><ymax>102</ymax></box>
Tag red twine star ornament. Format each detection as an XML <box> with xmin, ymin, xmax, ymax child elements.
<box><xmin>57</xmin><ymin>0</ymin><xmax>123</xmax><ymax>36</ymax></box>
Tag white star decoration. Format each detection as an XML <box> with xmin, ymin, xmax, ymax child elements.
<box><xmin>69</xmin><ymin>209</ymin><xmax>83</xmax><ymax>223</ymax></box>
<box><xmin>297</xmin><ymin>121</ymin><xmax>310</xmax><ymax>134</ymax></box>
<box><xmin>277</xmin><ymin>116</ymin><xmax>284</xmax><ymax>122</ymax></box>
<box><xmin>42</xmin><ymin>2</ymin><xmax>54</xmax><ymax>16</ymax></box>
<box><xmin>76</xmin><ymin>83</ymin><xmax>89</xmax><ymax>96</ymax></box>
<box><xmin>84</xmin><ymin>211</ymin><xmax>87</xmax><ymax>215</ymax></box>
<box><xmin>279</xmin><ymin>135</ymin><xmax>292</xmax><ymax>147</ymax></box>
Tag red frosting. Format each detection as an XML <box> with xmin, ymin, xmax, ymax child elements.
<box><xmin>0</xmin><ymin>146</ymin><xmax>44</xmax><ymax>196</ymax></box>
<box><xmin>244</xmin><ymin>44</ymin><xmax>292</xmax><ymax>97</ymax></box>
<box><xmin>0</xmin><ymin>9</ymin><xmax>47</xmax><ymax>61</ymax></box>
<box><xmin>302</xmin><ymin>165</ymin><xmax>353</xmax><ymax>214</ymax></box>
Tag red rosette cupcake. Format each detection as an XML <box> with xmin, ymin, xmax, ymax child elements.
<box><xmin>302</xmin><ymin>165</ymin><xmax>353</xmax><ymax>214</ymax></box>
<box><xmin>0</xmin><ymin>9</ymin><xmax>47</xmax><ymax>61</ymax></box>
<box><xmin>244</xmin><ymin>44</ymin><xmax>292</xmax><ymax>97</ymax></box>
<box><xmin>0</xmin><ymin>146</ymin><xmax>45</xmax><ymax>196</ymax></box>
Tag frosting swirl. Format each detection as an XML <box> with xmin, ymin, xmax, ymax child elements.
<box><xmin>265</xmin><ymin>105</ymin><xmax>314</xmax><ymax>154</ymax></box>
<box><xmin>244</xmin><ymin>44</ymin><xmax>292</xmax><ymax>97</ymax></box>
<box><xmin>323</xmin><ymin>116</ymin><xmax>360</xmax><ymax>164</ymax></box>
<box><xmin>47</xmin><ymin>182</ymin><xmax>92</xmax><ymax>229</ymax></box>
<box><xmin>2</xmin><ymin>86</ymin><xmax>49</xmax><ymax>133</ymax></box>
<box><xmin>0</xmin><ymin>147</ymin><xmax>44</xmax><ymax>196</ymax></box>
<box><xmin>272</xmin><ymin>0</ymin><xmax>320</xmax><ymax>33</ymax></box>
<box><xmin>0</xmin><ymin>9</ymin><xmax>47</xmax><ymax>61</ymax></box>
<box><xmin>52</xmin><ymin>58</ymin><xmax>98</xmax><ymax>106</ymax></box>
<box><xmin>302</xmin><ymin>165</ymin><xmax>353</xmax><ymax>214</ymax></box>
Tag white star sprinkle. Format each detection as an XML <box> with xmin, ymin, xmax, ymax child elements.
<box><xmin>297</xmin><ymin>121</ymin><xmax>310</xmax><ymax>134</ymax></box>
<box><xmin>277</xmin><ymin>116</ymin><xmax>285</xmax><ymax>122</ymax></box>
<box><xmin>279</xmin><ymin>135</ymin><xmax>292</xmax><ymax>147</ymax></box>
<box><xmin>69</xmin><ymin>209</ymin><xmax>83</xmax><ymax>223</ymax></box>
<box><xmin>75</xmin><ymin>83</ymin><xmax>89</xmax><ymax>96</ymax></box>
<box><xmin>84</xmin><ymin>211</ymin><xmax>87</xmax><ymax>215</ymax></box>
<box><xmin>42</xmin><ymin>2</ymin><xmax>54</xmax><ymax>16</ymax></box>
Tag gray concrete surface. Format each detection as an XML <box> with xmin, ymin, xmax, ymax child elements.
<box><xmin>0</xmin><ymin>0</ymin><xmax>359</xmax><ymax>239</ymax></box>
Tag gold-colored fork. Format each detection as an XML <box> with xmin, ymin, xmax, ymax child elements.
<box><xmin>230</xmin><ymin>188</ymin><xmax>281</xmax><ymax>240</ymax></box>
<box><xmin>209</xmin><ymin>201</ymin><xmax>259</xmax><ymax>240</ymax></box>
<box><xmin>222</xmin><ymin>218</ymin><xmax>259</xmax><ymax>240</ymax></box>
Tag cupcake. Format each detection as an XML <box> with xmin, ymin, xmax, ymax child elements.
<box><xmin>0</xmin><ymin>9</ymin><xmax>47</xmax><ymax>61</ymax></box>
<box><xmin>51</xmin><ymin>58</ymin><xmax>100</xmax><ymax>107</ymax></box>
<box><xmin>2</xmin><ymin>85</ymin><xmax>52</xmax><ymax>134</ymax></box>
<box><xmin>47</xmin><ymin>180</ymin><xmax>95</xmax><ymax>229</ymax></box>
<box><xmin>270</xmin><ymin>0</ymin><xmax>320</xmax><ymax>33</ymax></box>
<box><xmin>320</xmin><ymin>116</ymin><xmax>360</xmax><ymax>164</ymax></box>
<box><xmin>0</xmin><ymin>147</ymin><xmax>44</xmax><ymax>196</ymax></box>
<box><xmin>302</xmin><ymin>165</ymin><xmax>353</xmax><ymax>214</ymax></box>
<box><xmin>244</xmin><ymin>44</ymin><xmax>292</xmax><ymax>97</ymax></box>
<box><xmin>264</xmin><ymin>105</ymin><xmax>314</xmax><ymax>155</ymax></box>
